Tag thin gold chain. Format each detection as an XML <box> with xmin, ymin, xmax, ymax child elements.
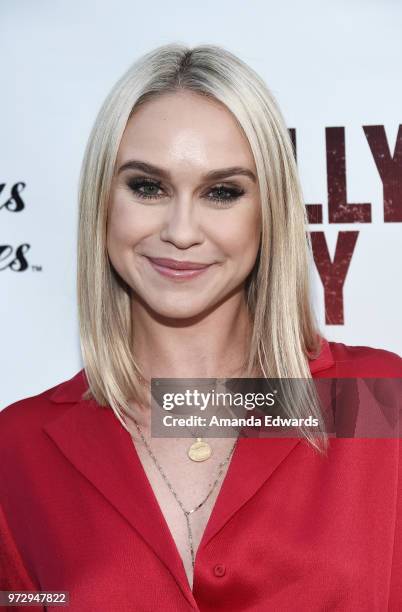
<box><xmin>130</xmin><ymin>359</ymin><xmax>247</xmax><ymax>568</ymax></box>
<box><xmin>136</xmin><ymin>358</ymin><xmax>249</xmax><ymax>388</ymax></box>
<box><xmin>137</xmin><ymin>359</ymin><xmax>248</xmax><ymax>441</ymax></box>
<box><xmin>131</xmin><ymin>416</ymin><xmax>239</xmax><ymax>569</ymax></box>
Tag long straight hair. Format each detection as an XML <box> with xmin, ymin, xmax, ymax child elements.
<box><xmin>77</xmin><ymin>42</ymin><xmax>328</xmax><ymax>453</ymax></box>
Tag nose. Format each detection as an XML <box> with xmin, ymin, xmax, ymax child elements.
<box><xmin>159</xmin><ymin>196</ymin><xmax>204</xmax><ymax>249</ymax></box>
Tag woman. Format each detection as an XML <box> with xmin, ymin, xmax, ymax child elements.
<box><xmin>1</xmin><ymin>43</ymin><xmax>401</xmax><ymax>611</ymax></box>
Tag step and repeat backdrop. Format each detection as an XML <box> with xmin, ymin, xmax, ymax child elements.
<box><xmin>1</xmin><ymin>0</ymin><xmax>401</xmax><ymax>407</ymax></box>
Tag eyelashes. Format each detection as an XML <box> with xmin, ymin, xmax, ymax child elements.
<box><xmin>126</xmin><ymin>177</ymin><xmax>245</xmax><ymax>207</ymax></box>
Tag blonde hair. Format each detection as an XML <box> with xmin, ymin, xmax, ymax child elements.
<box><xmin>77</xmin><ymin>42</ymin><xmax>327</xmax><ymax>453</ymax></box>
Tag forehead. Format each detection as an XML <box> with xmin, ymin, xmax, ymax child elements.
<box><xmin>116</xmin><ymin>91</ymin><xmax>255</xmax><ymax>170</ymax></box>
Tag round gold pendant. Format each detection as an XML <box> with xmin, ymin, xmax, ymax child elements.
<box><xmin>188</xmin><ymin>438</ymin><xmax>212</xmax><ymax>462</ymax></box>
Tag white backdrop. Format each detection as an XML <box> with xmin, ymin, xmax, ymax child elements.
<box><xmin>1</xmin><ymin>0</ymin><xmax>401</xmax><ymax>408</ymax></box>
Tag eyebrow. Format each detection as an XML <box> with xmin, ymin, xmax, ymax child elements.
<box><xmin>117</xmin><ymin>160</ymin><xmax>257</xmax><ymax>183</ymax></box>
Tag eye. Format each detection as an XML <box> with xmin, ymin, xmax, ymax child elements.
<box><xmin>127</xmin><ymin>177</ymin><xmax>165</xmax><ymax>200</ymax></box>
<box><xmin>206</xmin><ymin>184</ymin><xmax>245</xmax><ymax>206</ymax></box>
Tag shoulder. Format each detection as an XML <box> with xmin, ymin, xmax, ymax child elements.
<box><xmin>0</xmin><ymin>370</ymin><xmax>86</xmax><ymax>457</ymax></box>
<box><xmin>328</xmin><ymin>340</ymin><xmax>402</xmax><ymax>377</ymax></box>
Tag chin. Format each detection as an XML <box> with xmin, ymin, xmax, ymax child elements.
<box><xmin>155</xmin><ymin>303</ymin><xmax>207</xmax><ymax>321</ymax></box>
<box><xmin>144</xmin><ymin>294</ymin><xmax>212</xmax><ymax>321</ymax></box>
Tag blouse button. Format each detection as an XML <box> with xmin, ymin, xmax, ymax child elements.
<box><xmin>213</xmin><ymin>563</ymin><xmax>226</xmax><ymax>577</ymax></box>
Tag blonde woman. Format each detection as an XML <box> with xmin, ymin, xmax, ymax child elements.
<box><xmin>1</xmin><ymin>43</ymin><xmax>401</xmax><ymax>611</ymax></box>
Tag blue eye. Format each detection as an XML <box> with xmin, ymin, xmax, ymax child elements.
<box><xmin>126</xmin><ymin>177</ymin><xmax>245</xmax><ymax>206</ymax></box>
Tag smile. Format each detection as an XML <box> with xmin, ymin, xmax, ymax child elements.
<box><xmin>145</xmin><ymin>257</ymin><xmax>213</xmax><ymax>280</ymax></box>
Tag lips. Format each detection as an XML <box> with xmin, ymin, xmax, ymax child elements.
<box><xmin>145</xmin><ymin>256</ymin><xmax>213</xmax><ymax>280</ymax></box>
<box><xmin>146</xmin><ymin>257</ymin><xmax>211</xmax><ymax>270</ymax></box>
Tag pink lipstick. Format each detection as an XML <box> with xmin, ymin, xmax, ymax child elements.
<box><xmin>146</xmin><ymin>257</ymin><xmax>213</xmax><ymax>280</ymax></box>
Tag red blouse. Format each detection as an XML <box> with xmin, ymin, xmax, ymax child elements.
<box><xmin>1</xmin><ymin>339</ymin><xmax>402</xmax><ymax>611</ymax></box>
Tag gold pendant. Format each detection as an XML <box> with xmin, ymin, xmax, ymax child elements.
<box><xmin>188</xmin><ymin>438</ymin><xmax>212</xmax><ymax>462</ymax></box>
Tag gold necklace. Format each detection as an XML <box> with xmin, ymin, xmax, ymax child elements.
<box><xmin>183</xmin><ymin>396</ymin><xmax>230</xmax><ymax>462</ymax></box>
<box><xmin>131</xmin><ymin>415</ymin><xmax>239</xmax><ymax>570</ymax></box>
<box><xmin>137</xmin><ymin>360</ymin><xmax>248</xmax><ymax>462</ymax></box>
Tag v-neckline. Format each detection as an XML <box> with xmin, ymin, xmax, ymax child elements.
<box><xmin>126</xmin><ymin>431</ymin><xmax>240</xmax><ymax>594</ymax></box>
<box><xmin>43</xmin><ymin>397</ymin><xmax>306</xmax><ymax>608</ymax></box>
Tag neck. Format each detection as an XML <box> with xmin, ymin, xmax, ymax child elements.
<box><xmin>131</xmin><ymin>290</ymin><xmax>253</xmax><ymax>380</ymax></box>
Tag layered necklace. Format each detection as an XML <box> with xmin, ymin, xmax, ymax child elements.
<box><xmin>137</xmin><ymin>360</ymin><xmax>247</xmax><ymax>462</ymax></box>
<box><xmin>130</xmin><ymin>361</ymin><xmax>247</xmax><ymax>569</ymax></box>
<box><xmin>131</xmin><ymin>416</ymin><xmax>238</xmax><ymax>569</ymax></box>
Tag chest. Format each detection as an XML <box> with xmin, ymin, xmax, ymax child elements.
<box><xmin>130</xmin><ymin>437</ymin><xmax>234</xmax><ymax>590</ymax></box>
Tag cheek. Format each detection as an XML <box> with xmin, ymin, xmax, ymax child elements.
<box><xmin>216</xmin><ymin>205</ymin><xmax>261</xmax><ymax>261</ymax></box>
<box><xmin>107</xmin><ymin>197</ymin><xmax>149</xmax><ymax>251</ymax></box>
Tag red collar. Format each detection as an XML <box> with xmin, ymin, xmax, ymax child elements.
<box><xmin>309</xmin><ymin>336</ymin><xmax>335</xmax><ymax>374</ymax></box>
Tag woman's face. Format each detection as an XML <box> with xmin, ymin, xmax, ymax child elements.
<box><xmin>107</xmin><ymin>90</ymin><xmax>261</xmax><ymax>320</ymax></box>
